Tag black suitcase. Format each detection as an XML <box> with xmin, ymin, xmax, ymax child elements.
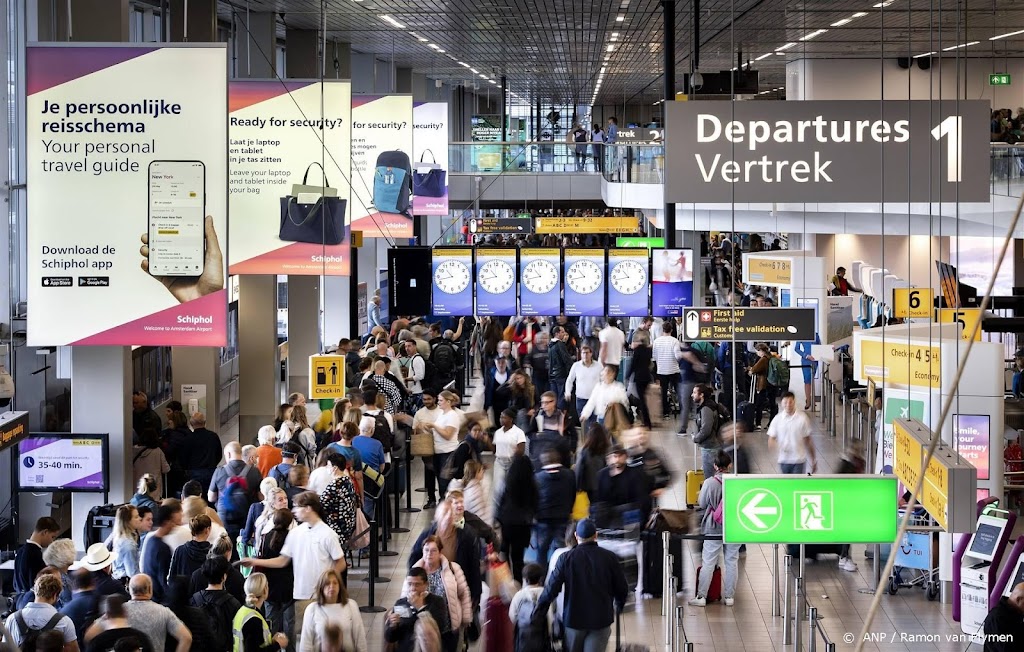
<box><xmin>84</xmin><ymin>503</ymin><xmax>119</xmax><ymax>549</ymax></box>
<box><xmin>641</xmin><ymin>530</ymin><xmax>683</xmax><ymax>597</ymax></box>
<box><xmin>736</xmin><ymin>401</ymin><xmax>755</xmax><ymax>431</ymax></box>
<box><xmin>787</xmin><ymin>543</ymin><xmax>843</xmax><ymax>559</ymax></box>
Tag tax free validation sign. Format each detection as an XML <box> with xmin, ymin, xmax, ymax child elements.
<box><xmin>665</xmin><ymin>100</ymin><xmax>990</xmax><ymax>203</ymax></box>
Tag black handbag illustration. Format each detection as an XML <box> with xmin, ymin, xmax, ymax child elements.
<box><xmin>279</xmin><ymin>162</ymin><xmax>347</xmax><ymax>245</ymax></box>
<box><xmin>412</xmin><ymin>149</ymin><xmax>447</xmax><ymax>198</ymax></box>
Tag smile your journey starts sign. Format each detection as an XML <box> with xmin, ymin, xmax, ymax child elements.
<box><xmin>664</xmin><ymin>100</ymin><xmax>989</xmax><ymax>203</ymax></box>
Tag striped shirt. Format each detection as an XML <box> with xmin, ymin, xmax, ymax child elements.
<box><xmin>652</xmin><ymin>335</ymin><xmax>682</xmax><ymax>375</ymax></box>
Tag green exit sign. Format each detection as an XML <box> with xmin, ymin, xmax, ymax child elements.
<box><xmin>723</xmin><ymin>475</ymin><xmax>898</xmax><ymax>544</ymax></box>
<box><xmin>990</xmin><ymin>74</ymin><xmax>1012</xmax><ymax>86</ymax></box>
<box><xmin>616</xmin><ymin>237</ymin><xmax>665</xmax><ymax>248</ymax></box>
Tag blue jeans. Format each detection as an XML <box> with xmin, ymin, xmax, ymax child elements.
<box><xmin>576</xmin><ymin>397</ymin><xmax>596</xmax><ymax>431</ymax></box>
<box><xmin>551</xmin><ymin>378</ymin><xmax>567</xmax><ymax>410</ymax></box>
<box><xmin>700</xmin><ymin>447</ymin><xmax>718</xmax><ymax>480</ymax></box>
<box><xmin>564</xmin><ymin>625</ymin><xmax>611</xmax><ymax>652</ymax></box>
<box><xmin>780</xmin><ymin>462</ymin><xmax>805</xmax><ymax>474</ymax></box>
<box><xmin>698</xmin><ymin>539</ymin><xmax>741</xmax><ymax>599</ymax></box>
<box><xmin>533</xmin><ymin>520</ymin><xmax>567</xmax><ymax>565</ymax></box>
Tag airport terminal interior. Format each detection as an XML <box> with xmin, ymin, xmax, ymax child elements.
<box><xmin>5</xmin><ymin>0</ymin><xmax>1024</xmax><ymax>650</ymax></box>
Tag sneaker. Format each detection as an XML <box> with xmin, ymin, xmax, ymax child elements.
<box><xmin>739</xmin><ymin>544</ymin><xmax>747</xmax><ymax>554</ymax></box>
<box><xmin>840</xmin><ymin>558</ymin><xmax>859</xmax><ymax>572</ymax></box>
<box><xmin>723</xmin><ymin>597</ymin><xmax>735</xmax><ymax>606</ymax></box>
<box><xmin>687</xmin><ymin>597</ymin><xmax>707</xmax><ymax>607</ymax></box>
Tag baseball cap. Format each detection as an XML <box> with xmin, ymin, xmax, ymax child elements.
<box><xmin>576</xmin><ymin>519</ymin><xmax>597</xmax><ymax>539</ymax></box>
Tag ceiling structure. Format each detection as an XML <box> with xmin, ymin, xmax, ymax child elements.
<box><xmin>217</xmin><ymin>0</ymin><xmax>1024</xmax><ymax>106</ymax></box>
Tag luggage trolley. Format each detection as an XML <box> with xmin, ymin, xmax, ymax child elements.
<box><xmin>593</xmin><ymin>503</ymin><xmax>642</xmax><ymax>602</ymax></box>
<box><xmin>887</xmin><ymin>507</ymin><xmax>940</xmax><ymax>600</ymax></box>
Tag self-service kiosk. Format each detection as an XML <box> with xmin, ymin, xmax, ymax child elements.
<box><xmin>959</xmin><ymin>510</ymin><xmax>1014</xmax><ymax>634</ymax></box>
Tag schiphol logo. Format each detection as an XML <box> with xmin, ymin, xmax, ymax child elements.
<box><xmin>23</xmin><ymin>456</ymin><xmax>35</xmax><ymax>468</ymax></box>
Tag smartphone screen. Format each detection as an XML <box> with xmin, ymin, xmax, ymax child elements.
<box><xmin>148</xmin><ymin>160</ymin><xmax>205</xmax><ymax>276</ymax></box>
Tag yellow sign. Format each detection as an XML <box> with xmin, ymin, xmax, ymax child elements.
<box><xmin>922</xmin><ymin>453</ymin><xmax>950</xmax><ymax>531</ymax></box>
<box><xmin>746</xmin><ymin>256</ymin><xmax>792</xmax><ymax>286</ymax></box>
<box><xmin>892</xmin><ymin>288</ymin><xmax>933</xmax><ymax>319</ymax></box>
<box><xmin>893</xmin><ymin>420</ymin><xmax>923</xmax><ymax>493</ymax></box>
<box><xmin>936</xmin><ymin>308</ymin><xmax>982</xmax><ymax>341</ymax></box>
<box><xmin>859</xmin><ymin>339</ymin><xmax>941</xmax><ymax>389</ymax></box>
<box><xmin>309</xmin><ymin>354</ymin><xmax>347</xmax><ymax>399</ymax></box>
<box><xmin>893</xmin><ymin>419</ymin><xmax>951</xmax><ymax>531</ymax></box>
<box><xmin>534</xmin><ymin>216</ymin><xmax>640</xmax><ymax>234</ymax></box>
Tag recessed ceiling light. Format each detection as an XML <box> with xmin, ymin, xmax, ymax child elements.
<box><xmin>754</xmin><ymin>53</ymin><xmax>773</xmax><ymax>60</ymax></box>
<box><xmin>459</xmin><ymin>62</ymin><xmax>470</xmax><ymax>67</ymax></box>
<box><xmin>470</xmin><ymin>68</ymin><xmax>479</xmax><ymax>73</ymax></box>
<box><xmin>479</xmin><ymin>73</ymin><xmax>488</xmax><ymax>78</ymax></box>
<box><xmin>607</xmin><ymin>44</ymin><xmax>616</xmax><ymax>52</ymax></box>
<box><xmin>380</xmin><ymin>15</ymin><xmax>406</xmax><ymax>29</ymax></box>
<box><xmin>612</xmin><ymin>32</ymin><xmax>619</xmax><ymax>37</ymax></box>
<box><xmin>991</xmin><ymin>29</ymin><xmax>1024</xmax><ymax>40</ymax></box>
<box><xmin>775</xmin><ymin>42</ymin><xmax>797</xmax><ymax>51</ymax></box>
<box><xmin>428</xmin><ymin>43</ymin><xmax>440</xmax><ymax>49</ymax></box>
<box><xmin>913</xmin><ymin>51</ymin><xmax>936</xmax><ymax>58</ymax></box>
<box><xmin>600</xmin><ymin>66</ymin><xmax>607</xmax><ymax>74</ymax></box>
<box><xmin>616</xmin><ymin>15</ymin><xmax>625</xmax><ymax>21</ymax></box>
<box><xmin>872</xmin><ymin>0</ymin><xmax>894</xmax><ymax>7</ymax></box>
<box><xmin>830</xmin><ymin>18</ymin><xmax>852</xmax><ymax>27</ymax></box>
<box><xmin>941</xmin><ymin>40</ymin><xmax>979</xmax><ymax>51</ymax></box>
<box><xmin>437</xmin><ymin>49</ymin><xmax>445</xmax><ymax>53</ymax></box>
<box><xmin>852</xmin><ymin>11</ymin><xmax>868</xmax><ymax>17</ymax></box>
<box><xmin>488</xmin><ymin>79</ymin><xmax>497</xmax><ymax>84</ymax></box>
<box><xmin>800</xmin><ymin>29</ymin><xmax>827</xmax><ymax>41</ymax></box>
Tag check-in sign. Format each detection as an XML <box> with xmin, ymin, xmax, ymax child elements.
<box><xmin>664</xmin><ymin>100</ymin><xmax>990</xmax><ymax>202</ymax></box>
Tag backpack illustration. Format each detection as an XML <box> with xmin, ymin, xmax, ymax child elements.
<box><xmin>373</xmin><ymin>150</ymin><xmax>413</xmax><ymax>215</ymax></box>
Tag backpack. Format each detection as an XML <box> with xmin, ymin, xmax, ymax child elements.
<box><xmin>711</xmin><ymin>476</ymin><xmax>725</xmax><ymax>525</ymax></box>
<box><xmin>690</xmin><ymin>341</ymin><xmax>716</xmax><ymax>382</ymax></box>
<box><xmin>195</xmin><ymin>590</ymin><xmax>237</xmax><ymax>652</ymax></box>
<box><xmin>431</xmin><ymin>341</ymin><xmax>459</xmax><ymax>380</ymax></box>
<box><xmin>413</xmin><ymin>353</ymin><xmax>439</xmax><ymax>393</ymax></box>
<box><xmin>372</xmin><ymin>412</ymin><xmax>395</xmax><ymax>453</ymax></box>
<box><xmin>514</xmin><ymin>591</ymin><xmax>552</xmax><ymax>652</ymax></box>
<box><xmin>373</xmin><ymin>150</ymin><xmax>413</xmax><ymax>215</ymax></box>
<box><xmin>14</xmin><ymin>612</ymin><xmax>63</xmax><ymax>652</ymax></box>
<box><xmin>766</xmin><ymin>356</ymin><xmax>791</xmax><ymax>388</ymax></box>
<box><xmin>218</xmin><ymin>464</ymin><xmax>253</xmax><ymax>524</ymax></box>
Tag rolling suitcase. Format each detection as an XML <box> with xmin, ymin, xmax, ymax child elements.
<box><xmin>696</xmin><ymin>565</ymin><xmax>722</xmax><ymax>602</ymax></box>
<box><xmin>736</xmin><ymin>401</ymin><xmax>755</xmax><ymax>432</ymax></box>
<box><xmin>484</xmin><ymin>595</ymin><xmax>514</xmax><ymax>651</ymax></box>
<box><xmin>685</xmin><ymin>469</ymin><xmax>704</xmax><ymax>507</ymax></box>
<box><xmin>641</xmin><ymin>529</ymin><xmax>684</xmax><ymax>597</ymax></box>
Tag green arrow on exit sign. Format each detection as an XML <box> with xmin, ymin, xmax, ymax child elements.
<box><xmin>723</xmin><ymin>475</ymin><xmax>898</xmax><ymax>544</ymax></box>
<box><xmin>990</xmin><ymin>74</ymin><xmax>1012</xmax><ymax>86</ymax></box>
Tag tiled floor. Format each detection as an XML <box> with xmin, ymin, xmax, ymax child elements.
<box><xmin>224</xmin><ymin>379</ymin><xmax>979</xmax><ymax>651</ymax></box>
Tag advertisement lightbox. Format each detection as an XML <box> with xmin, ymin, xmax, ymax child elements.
<box><xmin>652</xmin><ymin>249</ymin><xmax>694</xmax><ymax>317</ymax></box>
<box><xmin>351</xmin><ymin>95</ymin><xmax>414</xmax><ymax>239</ymax></box>
<box><xmin>412</xmin><ymin>102</ymin><xmax>449</xmax><ymax>216</ymax></box>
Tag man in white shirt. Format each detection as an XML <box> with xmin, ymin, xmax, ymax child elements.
<box><xmin>492</xmin><ymin>408</ymin><xmax>528</xmax><ymax>508</ymax></box>
<box><xmin>400</xmin><ymin>339</ymin><xmax>427</xmax><ymax>405</ymax></box>
<box><xmin>598</xmin><ymin>319</ymin><xmax>626</xmax><ymax>369</ymax></box>
<box><xmin>5</xmin><ymin>574</ymin><xmax>79</xmax><ymax>652</ymax></box>
<box><xmin>242</xmin><ymin>491</ymin><xmax>346</xmax><ymax>645</ymax></box>
<box><xmin>565</xmin><ymin>344</ymin><xmax>602</xmax><ymax>430</ymax></box>
<box><xmin>406</xmin><ymin>389</ymin><xmax>442</xmax><ymax>509</ymax></box>
<box><xmin>767</xmin><ymin>391</ymin><xmax>817</xmax><ymax>474</ymax></box>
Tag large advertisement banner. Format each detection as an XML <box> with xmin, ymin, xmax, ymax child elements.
<box><xmin>26</xmin><ymin>45</ymin><xmax>227</xmax><ymax>346</ymax></box>
<box><xmin>652</xmin><ymin>249</ymin><xmax>694</xmax><ymax>317</ymax></box>
<box><xmin>228</xmin><ymin>80</ymin><xmax>351</xmax><ymax>275</ymax></box>
<box><xmin>954</xmin><ymin>414</ymin><xmax>990</xmax><ymax>481</ymax></box>
<box><xmin>351</xmin><ymin>95</ymin><xmax>413</xmax><ymax>239</ymax></box>
<box><xmin>412</xmin><ymin>102</ymin><xmax>449</xmax><ymax>216</ymax></box>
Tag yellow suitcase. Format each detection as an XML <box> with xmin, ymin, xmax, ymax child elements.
<box><xmin>686</xmin><ymin>469</ymin><xmax>704</xmax><ymax>507</ymax></box>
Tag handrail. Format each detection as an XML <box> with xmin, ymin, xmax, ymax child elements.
<box><xmin>796</xmin><ymin>569</ymin><xmax>838</xmax><ymax>652</ymax></box>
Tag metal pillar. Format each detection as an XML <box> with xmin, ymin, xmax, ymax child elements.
<box><xmin>662</xmin><ymin>0</ymin><xmax>676</xmax><ymax>248</ymax></box>
<box><xmin>500</xmin><ymin>75</ymin><xmax>507</xmax><ymax>141</ymax></box>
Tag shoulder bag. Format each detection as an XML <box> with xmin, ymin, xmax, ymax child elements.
<box><xmin>412</xmin><ymin>149</ymin><xmax>447</xmax><ymax>197</ymax></box>
<box><xmin>279</xmin><ymin>162</ymin><xmax>347</xmax><ymax>245</ymax></box>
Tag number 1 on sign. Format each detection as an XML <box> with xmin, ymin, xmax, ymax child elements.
<box><xmin>931</xmin><ymin>116</ymin><xmax>963</xmax><ymax>183</ymax></box>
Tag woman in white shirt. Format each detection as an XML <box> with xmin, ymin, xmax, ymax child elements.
<box><xmin>580</xmin><ymin>365</ymin><xmax>630</xmax><ymax>426</ymax></box>
<box><xmin>491</xmin><ymin>408</ymin><xmax>527</xmax><ymax>508</ymax></box>
<box><xmin>299</xmin><ymin>568</ymin><xmax>366</xmax><ymax>652</ymax></box>
<box><xmin>419</xmin><ymin>390</ymin><xmax>463</xmax><ymax>497</ymax></box>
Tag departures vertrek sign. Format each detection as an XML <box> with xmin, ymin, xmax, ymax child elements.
<box><xmin>665</xmin><ymin>100</ymin><xmax>990</xmax><ymax>203</ymax></box>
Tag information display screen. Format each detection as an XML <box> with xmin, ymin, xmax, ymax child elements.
<box><xmin>430</xmin><ymin>247</ymin><xmax>474</xmax><ymax>316</ymax></box>
<box><xmin>607</xmin><ymin>248</ymin><xmax>650</xmax><ymax>317</ymax></box>
<box><xmin>968</xmin><ymin>520</ymin><xmax>1003</xmax><ymax>561</ymax></box>
<box><xmin>18</xmin><ymin>434</ymin><xmax>108</xmax><ymax>492</ymax></box>
<box><xmin>563</xmin><ymin>249</ymin><xmax>606</xmax><ymax>316</ymax></box>
<box><xmin>652</xmin><ymin>249</ymin><xmax>694</xmax><ymax>316</ymax></box>
<box><xmin>519</xmin><ymin>249</ymin><xmax>561</xmax><ymax>316</ymax></box>
<box><xmin>475</xmin><ymin>248</ymin><xmax>518</xmax><ymax>316</ymax></box>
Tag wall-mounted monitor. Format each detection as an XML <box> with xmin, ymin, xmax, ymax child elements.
<box><xmin>18</xmin><ymin>434</ymin><xmax>108</xmax><ymax>492</ymax></box>
<box><xmin>519</xmin><ymin>249</ymin><xmax>562</xmax><ymax>316</ymax></box>
<box><xmin>387</xmin><ymin>247</ymin><xmax>431</xmax><ymax>316</ymax></box>
<box><xmin>563</xmin><ymin>249</ymin><xmax>606</xmax><ymax>316</ymax></box>
<box><xmin>475</xmin><ymin>248</ymin><xmax>518</xmax><ymax>316</ymax></box>
<box><xmin>607</xmin><ymin>248</ymin><xmax>650</xmax><ymax>317</ymax></box>
<box><xmin>430</xmin><ymin>247</ymin><xmax>474</xmax><ymax>316</ymax></box>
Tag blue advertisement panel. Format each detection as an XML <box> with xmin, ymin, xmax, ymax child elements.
<box><xmin>519</xmin><ymin>249</ymin><xmax>561</xmax><ymax>316</ymax></box>
<box><xmin>607</xmin><ymin>248</ymin><xmax>650</xmax><ymax>317</ymax></box>
<box><xmin>652</xmin><ymin>249</ymin><xmax>694</xmax><ymax>317</ymax></box>
<box><xmin>564</xmin><ymin>249</ymin><xmax>606</xmax><ymax>316</ymax></box>
<box><xmin>475</xmin><ymin>248</ymin><xmax>518</xmax><ymax>316</ymax></box>
<box><xmin>431</xmin><ymin>247</ymin><xmax>473</xmax><ymax>316</ymax></box>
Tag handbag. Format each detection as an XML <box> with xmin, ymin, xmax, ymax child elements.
<box><xmin>571</xmin><ymin>491</ymin><xmax>590</xmax><ymax>521</ymax></box>
<box><xmin>412</xmin><ymin>149</ymin><xmax>447</xmax><ymax>197</ymax></box>
<box><xmin>411</xmin><ymin>430</ymin><xmax>434</xmax><ymax>457</ymax></box>
<box><xmin>279</xmin><ymin>162</ymin><xmax>347</xmax><ymax>245</ymax></box>
<box><xmin>348</xmin><ymin>507</ymin><xmax>371</xmax><ymax>550</ymax></box>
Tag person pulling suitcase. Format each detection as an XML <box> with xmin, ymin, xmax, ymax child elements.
<box><xmin>689</xmin><ymin>451</ymin><xmax>741</xmax><ymax>607</ymax></box>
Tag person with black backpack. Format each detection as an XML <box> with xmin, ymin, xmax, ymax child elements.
<box><xmin>509</xmin><ymin>564</ymin><xmax>551</xmax><ymax>652</ymax></box>
<box><xmin>188</xmin><ymin>557</ymin><xmax>241</xmax><ymax>652</ymax></box>
<box><xmin>207</xmin><ymin>443</ymin><xmax>263</xmax><ymax>548</ymax></box>
<box><xmin>4</xmin><ymin>573</ymin><xmax>77</xmax><ymax>652</ymax></box>
<box><xmin>430</xmin><ymin>333</ymin><xmax>462</xmax><ymax>395</ymax></box>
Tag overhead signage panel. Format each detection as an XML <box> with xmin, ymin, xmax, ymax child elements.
<box><xmin>535</xmin><ymin>216</ymin><xmax>640</xmax><ymax>235</ymax></box>
<box><xmin>564</xmin><ymin>249</ymin><xmax>606</xmax><ymax>316</ymax></box>
<box><xmin>723</xmin><ymin>475</ymin><xmax>898</xmax><ymax>544</ymax></box>
<box><xmin>616</xmin><ymin>127</ymin><xmax>663</xmax><ymax>143</ymax></box>
<box><xmin>607</xmin><ymin>248</ymin><xmax>650</xmax><ymax>317</ymax></box>
<box><xmin>681</xmin><ymin>307</ymin><xmax>815</xmax><ymax>341</ymax></box>
<box><xmin>309</xmin><ymin>354</ymin><xmax>347</xmax><ymax>400</ymax></box>
<box><xmin>430</xmin><ymin>247</ymin><xmax>473</xmax><ymax>317</ymax></box>
<box><xmin>665</xmin><ymin>100</ymin><xmax>990</xmax><ymax>202</ymax></box>
<box><xmin>617</xmin><ymin>236</ymin><xmax>665</xmax><ymax>248</ymax></box>
<box><xmin>519</xmin><ymin>248</ymin><xmax>561</xmax><ymax>316</ymax></box>
<box><xmin>468</xmin><ymin>217</ymin><xmax>534</xmax><ymax>235</ymax></box>
<box><xmin>745</xmin><ymin>255</ymin><xmax>792</xmax><ymax>286</ymax></box>
<box><xmin>858</xmin><ymin>339</ymin><xmax>941</xmax><ymax>389</ymax></box>
<box><xmin>475</xmin><ymin>248</ymin><xmax>518</xmax><ymax>316</ymax></box>
<box><xmin>0</xmin><ymin>412</ymin><xmax>29</xmax><ymax>454</ymax></box>
<box><xmin>892</xmin><ymin>287</ymin><xmax>933</xmax><ymax>319</ymax></box>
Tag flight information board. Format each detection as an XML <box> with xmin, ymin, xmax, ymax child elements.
<box><xmin>475</xmin><ymin>248</ymin><xmax>518</xmax><ymax>316</ymax></box>
<box><xmin>519</xmin><ymin>249</ymin><xmax>561</xmax><ymax>316</ymax></box>
<box><xmin>607</xmin><ymin>248</ymin><xmax>649</xmax><ymax>317</ymax></box>
<box><xmin>430</xmin><ymin>247</ymin><xmax>474</xmax><ymax>316</ymax></box>
<box><xmin>564</xmin><ymin>249</ymin><xmax>606</xmax><ymax>316</ymax></box>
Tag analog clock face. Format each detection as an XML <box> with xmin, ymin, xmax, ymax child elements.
<box><xmin>433</xmin><ymin>259</ymin><xmax>471</xmax><ymax>294</ymax></box>
<box><xmin>610</xmin><ymin>259</ymin><xmax>648</xmax><ymax>295</ymax></box>
<box><xmin>566</xmin><ymin>259</ymin><xmax>603</xmax><ymax>295</ymax></box>
<box><xmin>478</xmin><ymin>259</ymin><xmax>515</xmax><ymax>294</ymax></box>
<box><xmin>522</xmin><ymin>259</ymin><xmax>559</xmax><ymax>294</ymax></box>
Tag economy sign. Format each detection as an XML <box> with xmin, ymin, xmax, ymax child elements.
<box><xmin>722</xmin><ymin>475</ymin><xmax>898</xmax><ymax>544</ymax></box>
<box><xmin>664</xmin><ymin>100</ymin><xmax>990</xmax><ymax>202</ymax></box>
<box><xmin>26</xmin><ymin>44</ymin><xmax>228</xmax><ymax>346</ymax></box>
